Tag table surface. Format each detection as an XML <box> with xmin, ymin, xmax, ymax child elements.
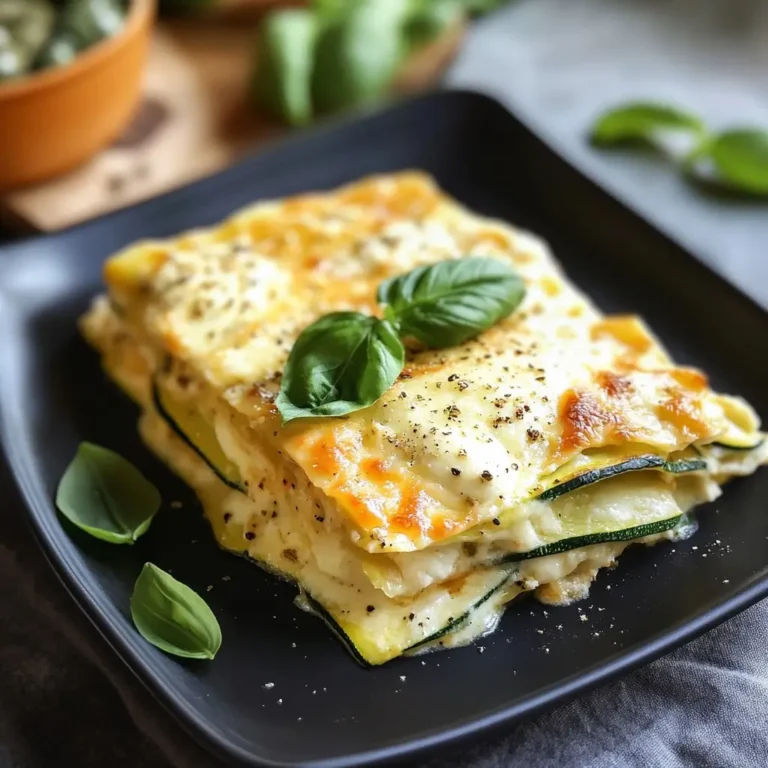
<box><xmin>2</xmin><ymin>2</ymin><xmax>768</xmax><ymax>767</ymax></box>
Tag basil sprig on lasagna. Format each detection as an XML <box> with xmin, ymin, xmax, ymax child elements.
<box><xmin>276</xmin><ymin>257</ymin><xmax>526</xmax><ymax>422</ymax></box>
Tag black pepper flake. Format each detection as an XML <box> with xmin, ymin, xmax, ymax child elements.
<box><xmin>282</xmin><ymin>548</ymin><xmax>298</xmax><ymax>562</ymax></box>
<box><xmin>492</xmin><ymin>518</ymin><xmax>501</xmax><ymax>526</ymax></box>
<box><xmin>315</xmin><ymin>515</ymin><xmax>325</xmax><ymax>523</ymax></box>
<box><xmin>244</xmin><ymin>531</ymin><xmax>256</xmax><ymax>540</ymax></box>
<box><xmin>480</xmin><ymin>470</ymin><xmax>493</xmax><ymax>481</ymax></box>
<box><xmin>448</xmin><ymin>374</ymin><xmax>460</xmax><ymax>382</ymax></box>
<box><xmin>451</xmin><ymin>467</ymin><xmax>461</xmax><ymax>476</ymax></box>
<box><xmin>223</xmin><ymin>512</ymin><xmax>232</xmax><ymax>523</ymax></box>
<box><xmin>366</xmin><ymin>605</ymin><xmax>375</xmax><ymax>613</ymax></box>
<box><xmin>408</xmin><ymin>612</ymin><xmax>415</xmax><ymax>621</ymax></box>
<box><xmin>526</xmin><ymin>427</ymin><xmax>542</xmax><ymax>442</ymax></box>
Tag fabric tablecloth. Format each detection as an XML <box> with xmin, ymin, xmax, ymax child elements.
<box><xmin>2</xmin><ymin>1</ymin><xmax>768</xmax><ymax>766</ymax></box>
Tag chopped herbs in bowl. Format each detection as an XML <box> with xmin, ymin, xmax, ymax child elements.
<box><xmin>0</xmin><ymin>0</ymin><xmax>128</xmax><ymax>82</ymax></box>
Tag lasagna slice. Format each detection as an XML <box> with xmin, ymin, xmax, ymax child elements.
<box><xmin>81</xmin><ymin>172</ymin><xmax>767</xmax><ymax>665</ymax></box>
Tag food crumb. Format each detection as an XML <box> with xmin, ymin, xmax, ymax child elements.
<box><xmin>263</xmin><ymin>682</ymin><xmax>274</xmax><ymax>690</ymax></box>
<box><xmin>543</xmin><ymin>647</ymin><xmax>550</xmax><ymax>654</ymax></box>
<box><xmin>277</xmin><ymin>699</ymin><xmax>283</xmax><ymax>705</ymax></box>
<box><xmin>723</xmin><ymin>579</ymin><xmax>730</xmax><ymax>584</ymax></box>
<box><xmin>206</xmin><ymin>585</ymin><xmax>213</xmax><ymax>592</ymax></box>
<box><xmin>536</xmin><ymin>629</ymin><xmax>544</xmax><ymax>635</ymax></box>
<box><xmin>170</xmin><ymin>500</ymin><xmax>183</xmax><ymax>509</ymax></box>
<box><xmin>579</xmin><ymin>614</ymin><xmax>588</xmax><ymax>622</ymax></box>
<box><xmin>477</xmin><ymin>646</ymin><xmax>485</xmax><ymax>654</ymax></box>
<box><xmin>222</xmin><ymin>576</ymin><xmax>231</xmax><ymax>581</ymax></box>
<box><xmin>400</xmin><ymin>675</ymin><xmax>406</xmax><ymax>682</ymax></box>
<box><xmin>291</xmin><ymin>642</ymin><xmax>297</xmax><ymax>648</ymax></box>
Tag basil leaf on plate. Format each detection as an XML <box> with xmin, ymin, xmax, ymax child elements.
<box><xmin>56</xmin><ymin>442</ymin><xmax>161</xmax><ymax>544</ymax></box>
<box><xmin>377</xmin><ymin>257</ymin><xmax>526</xmax><ymax>348</ymax></box>
<box><xmin>277</xmin><ymin>312</ymin><xmax>405</xmax><ymax>422</ymax></box>
<box><xmin>689</xmin><ymin>129</ymin><xmax>768</xmax><ymax>196</ymax></box>
<box><xmin>131</xmin><ymin>563</ymin><xmax>222</xmax><ymax>660</ymax></box>
<box><xmin>252</xmin><ymin>9</ymin><xmax>317</xmax><ymax>127</ymax></box>
<box><xmin>591</xmin><ymin>102</ymin><xmax>705</xmax><ymax>148</ymax></box>
<box><xmin>312</xmin><ymin>0</ymin><xmax>411</xmax><ymax>113</ymax></box>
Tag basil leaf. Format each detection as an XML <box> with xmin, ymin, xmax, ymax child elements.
<box><xmin>131</xmin><ymin>563</ymin><xmax>221</xmax><ymax>660</ymax></box>
<box><xmin>377</xmin><ymin>257</ymin><xmax>526</xmax><ymax>348</ymax></box>
<box><xmin>277</xmin><ymin>312</ymin><xmax>405</xmax><ymax>422</ymax></box>
<box><xmin>56</xmin><ymin>442</ymin><xmax>161</xmax><ymax>544</ymax></box>
<box><xmin>591</xmin><ymin>102</ymin><xmax>705</xmax><ymax>148</ymax></box>
<box><xmin>691</xmin><ymin>129</ymin><xmax>768</xmax><ymax>196</ymax></box>
<box><xmin>252</xmin><ymin>9</ymin><xmax>317</xmax><ymax>127</ymax></box>
<box><xmin>312</xmin><ymin>0</ymin><xmax>411</xmax><ymax>113</ymax></box>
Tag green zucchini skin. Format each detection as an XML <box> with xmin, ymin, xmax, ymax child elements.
<box><xmin>710</xmin><ymin>438</ymin><xmax>764</xmax><ymax>452</ymax></box>
<box><xmin>151</xmin><ymin>382</ymin><xmax>245</xmax><ymax>493</ymax></box>
<box><xmin>300</xmin><ymin>593</ymin><xmax>374</xmax><ymax>668</ymax></box>
<box><xmin>502</xmin><ymin>514</ymin><xmax>683</xmax><ymax>565</ymax></box>
<box><xmin>537</xmin><ymin>455</ymin><xmax>706</xmax><ymax>502</ymax></box>
<box><xmin>404</xmin><ymin>569</ymin><xmax>513</xmax><ymax>654</ymax></box>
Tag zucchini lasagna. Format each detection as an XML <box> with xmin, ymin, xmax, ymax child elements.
<box><xmin>81</xmin><ymin>172</ymin><xmax>767</xmax><ymax>665</ymax></box>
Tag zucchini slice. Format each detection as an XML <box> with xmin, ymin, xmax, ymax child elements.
<box><xmin>502</xmin><ymin>472</ymin><xmax>691</xmax><ymax>564</ymax></box>
<box><xmin>300</xmin><ymin>566</ymin><xmax>517</xmax><ymax>666</ymax></box>
<box><xmin>537</xmin><ymin>448</ymin><xmax>706</xmax><ymax>501</ymax></box>
<box><xmin>152</xmin><ymin>381</ymin><xmax>244</xmax><ymax>492</ymax></box>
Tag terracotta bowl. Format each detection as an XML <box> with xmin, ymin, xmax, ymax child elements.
<box><xmin>0</xmin><ymin>0</ymin><xmax>155</xmax><ymax>191</ymax></box>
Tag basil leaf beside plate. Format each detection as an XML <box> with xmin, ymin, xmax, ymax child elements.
<box><xmin>590</xmin><ymin>102</ymin><xmax>705</xmax><ymax>148</ymax></box>
<box><xmin>252</xmin><ymin>9</ymin><xmax>317</xmax><ymax>127</ymax></box>
<box><xmin>277</xmin><ymin>312</ymin><xmax>405</xmax><ymax>423</ymax></box>
<box><xmin>378</xmin><ymin>257</ymin><xmax>526</xmax><ymax>348</ymax></box>
<box><xmin>694</xmin><ymin>129</ymin><xmax>768</xmax><ymax>196</ymax></box>
<box><xmin>56</xmin><ymin>442</ymin><xmax>161</xmax><ymax>544</ymax></box>
<box><xmin>131</xmin><ymin>563</ymin><xmax>222</xmax><ymax>660</ymax></box>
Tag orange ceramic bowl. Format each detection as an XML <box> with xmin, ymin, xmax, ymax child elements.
<box><xmin>0</xmin><ymin>0</ymin><xmax>155</xmax><ymax>191</ymax></box>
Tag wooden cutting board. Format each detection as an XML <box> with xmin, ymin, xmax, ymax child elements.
<box><xmin>0</xmin><ymin>16</ymin><xmax>464</xmax><ymax>233</ymax></box>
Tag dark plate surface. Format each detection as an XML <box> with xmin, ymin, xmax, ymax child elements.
<box><xmin>1</xmin><ymin>90</ymin><xmax>767</xmax><ymax>768</ymax></box>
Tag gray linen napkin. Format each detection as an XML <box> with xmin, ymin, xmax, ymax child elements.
<box><xmin>3</xmin><ymin>1</ymin><xmax>768</xmax><ymax>766</ymax></box>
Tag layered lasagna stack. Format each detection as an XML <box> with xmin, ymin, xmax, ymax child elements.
<box><xmin>81</xmin><ymin>173</ymin><xmax>767</xmax><ymax>664</ymax></box>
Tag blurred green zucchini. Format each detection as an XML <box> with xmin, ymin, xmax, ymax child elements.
<box><xmin>252</xmin><ymin>8</ymin><xmax>317</xmax><ymax>126</ymax></box>
<box><xmin>311</xmin><ymin>0</ymin><xmax>412</xmax><ymax>113</ymax></box>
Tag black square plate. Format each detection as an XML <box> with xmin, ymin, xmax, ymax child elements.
<box><xmin>1</xmin><ymin>90</ymin><xmax>767</xmax><ymax>768</ymax></box>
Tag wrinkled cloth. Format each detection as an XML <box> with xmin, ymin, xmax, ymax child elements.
<box><xmin>2</xmin><ymin>1</ymin><xmax>768</xmax><ymax>766</ymax></box>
